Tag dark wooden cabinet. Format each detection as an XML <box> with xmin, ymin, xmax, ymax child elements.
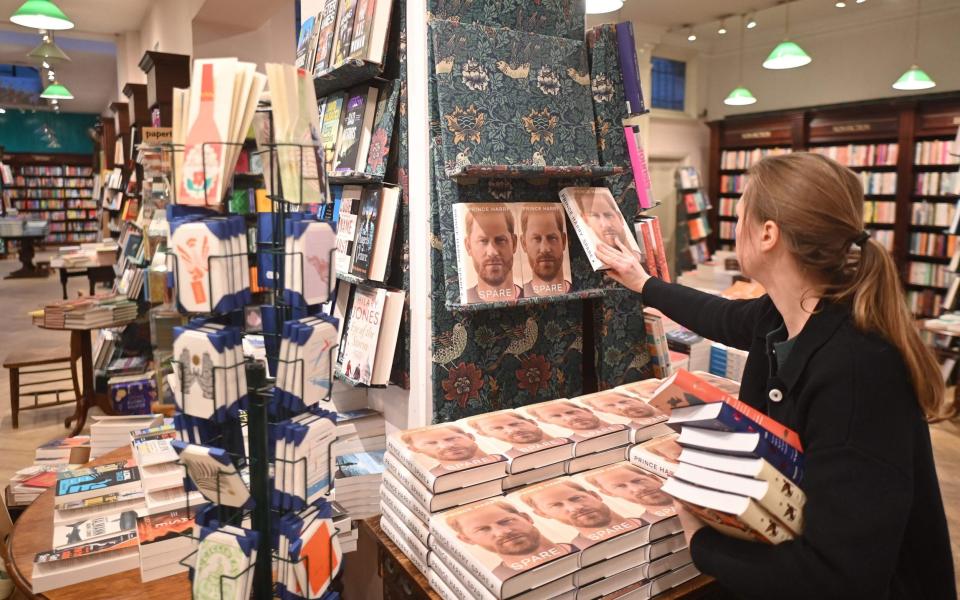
<box><xmin>138</xmin><ymin>51</ymin><xmax>190</xmax><ymax>127</ymax></box>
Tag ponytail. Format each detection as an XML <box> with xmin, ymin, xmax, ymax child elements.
<box><xmin>833</xmin><ymin>238</ymin><xmax>954</xmax><ymax>421</ymax></box>
<box><xmin>744</xmin><ymin>152</ymin><xmax>955</xmax><ymax>422</ymax></box>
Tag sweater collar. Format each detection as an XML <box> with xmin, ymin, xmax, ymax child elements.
<box><xmin>760</xmin><ymin>299</ymin><xmax>850</xmax><ymax>393</ymax></box>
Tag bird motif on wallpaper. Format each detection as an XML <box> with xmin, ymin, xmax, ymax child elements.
<box><xmin>569</xmin><ymin>335</ymin><xmax>583</xmax><ymax>352</ymax></box>
<box><xmin>532</xmin><ymin>150</ymin><xmax>546</xmax><ymax>167</ymax></box>
<box><xmin>435</xmin><ymin>56</ymin><xmax>454</xmax><ymax>75</ymax></box>
<box><xmin>433</xmin><ymin>322</ymin><xmax>468</xmax><ymax>365</ymax></box>
<box><xmin>628</xmin><ymin>350</ymin><xmax>648</xmax><ymax>373</ymax></box>
<box><xmin>430</xmin><ymin>233</ymin><xmax>443</xmax><ymax>250</ymax></box>
<box><xmin>495</xmin><ymin>61</ymin><xmax>530</xmax><ymax>79</ymax></box>
<box><xmin>504</xmin><ymin>317</ymin><xmax>538</xmax><ymax>356</ymax></box>
<box><xmin>567</xmin><ymin>68</ymin><xmax>591</xmax><ymax>86</ymax></box>
<box><xmin>454</xmin><ymin>150</ymin><xmax>472</xmax><ymax>172</ymax></box>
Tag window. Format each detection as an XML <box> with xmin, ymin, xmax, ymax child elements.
<box><xmin>0</xmin><ymin>64</ymin><xmax>41</xmax><ymax>105</ymax></box>
<box><xmin>651</xmin><ymin>57</ymin><xmax>686</xmax><ymax>112</ymax></box>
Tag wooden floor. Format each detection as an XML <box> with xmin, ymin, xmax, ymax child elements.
<box><xmin>0</xmin><ymin>255</ymin><xmax>957</xmax><ymax>595</ymax></box>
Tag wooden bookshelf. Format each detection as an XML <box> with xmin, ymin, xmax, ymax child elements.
<box><xmin>708</xmin><ymin>91</ymin><xmax>960</xmax><ymax>316</ymax></box>
<box><xmin>4</xmin><ymin>153</ymin><xmax>97</xmax><ymax>246</ymax></box>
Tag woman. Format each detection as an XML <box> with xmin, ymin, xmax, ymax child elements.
<box><xmin>596</xmin><ymin>152</ymin><xmax>956</xmax><ymax>599</ymax></box>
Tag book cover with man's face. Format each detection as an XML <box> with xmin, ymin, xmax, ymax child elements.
<box><xmin>579</xmin><ymin>461</ymin><xmax>677</xmax><ymax>522</ymax></box>
<box><xmin>391</xmin><ymin>423</ymin><xmax>505</xmax><ymax>477</ymax></box>
<box><xmin>572</xmin><ymin>391</ymin><xmax>667</xmax><ymax>429</ymax></box>
<box><xmin>461</xmin><ymin>409</ymin><xmax>572</xmax><ymax>459</ymax></box>
<box><xmin>436</xmin><ymin>496</ymin><xmax>576</xmax><ymax>581</ymax></box>
<box><xmin>519</xmin><ymin>399</ymin><xmax>628</xmax><ymax>442</ymax></box>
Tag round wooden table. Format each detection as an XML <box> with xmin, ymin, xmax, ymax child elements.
<box><xmin>3</xmin><ymin>447</ymin><xmax>191</xmax><ymax>599</ymax></box>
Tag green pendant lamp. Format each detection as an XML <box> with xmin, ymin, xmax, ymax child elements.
<box><xmin>725</xmin><ymin>16</ymin><xmax>758</xmax><ymax>106</ymax></box>
<box><xmin>41</xmin><ymin>82</ymin><xmax>73</xmax><ymax>100</ymax></box>
<box><xmin>28</xmin><ymin>36</ymin><xmax>70</xmax><ymax>64</ymax></box>
<box><xmin>763</xmin><ymin>2</ymin><xmax>811</xmax><ymax>70</ymax></box>
<box><xmin>10</xmin><ymin>0</ymin><xmax>74</xmax><ymax>30</ymax></box>
<box><xmin>893</xmin><ymin>0</ymin><xmax>935</xmax><ymax>90</ymax></box>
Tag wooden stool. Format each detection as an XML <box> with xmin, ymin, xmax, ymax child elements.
<box><xmin>3</xmin><ymin>336</ymin><xmax>81</xmax><ymax>429</ymax></box>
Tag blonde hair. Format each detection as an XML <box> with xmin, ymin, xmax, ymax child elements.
<box><xmin>741</xmin><ymin>152</ymin><xmax>953</xmax><ymax>421</ymax></box>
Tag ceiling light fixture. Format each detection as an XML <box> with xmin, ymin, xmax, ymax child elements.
<box><xmin>584</xmin><ymin>0</ymin><xmax>623</xmax><ymax>15</ymax></box>
<box><xmin>50</xmin><ymin>99</ymin><xmax>57</xmax><ymax>105</ymax></box>
<box><xmin>893</xmin><ymin>0</ymin><xmax>935</xmax><ymax>90</ymax></box>
<box><xmin>763</xmin><ymin>2</ymin><xmax>812</xmax><ymax>69</ymax></box>
<box><xmin>856</xmin><ymin>0</ymin><xmax>866</xmax><ymax>3</ymax></box>
<box><xmin>725</xmin><ymin>15</ymin><xmax>758</xmax><ymax>106</ymax></box>
<box><xmin>835</xmin><ymin>1</ymin><xmax>846</xmax><ymax>7</ymax></box>
<box><xmin>10</xmin><ymin>0</ymin><xmax>74</xmax><ymax>30</ymax></box>
<box><xmin>686</xmin><ymin>25</ymin><xmax>697</xmax><ymax>42</ymax></box>
<box><xmin>745</xmin><ymin>12</ymin><xmax>757</xmax><ymax>29</ymax></box>
<box><xmin>718</xmin><ymin>19</ymin><xmax>728</xmax><ymax>35</ymax></box>
<box><xmin>47</xmin><ymin>70</ymin><xmax>55</xmax><ymax>81</ymax></box>
<box><xmin>0</xmin><ymin>108</ymin><xmax>6</xmax><ymax>114</ymax></box>
<box><xmin>28</xmin><ymin>34</ymin><xmax>71</xmax><ymax>64</ymax></box>
<box><xmin>40</xmin><ymin>81</ymin><xmax>72</xmax><ymax>99</ymax></box>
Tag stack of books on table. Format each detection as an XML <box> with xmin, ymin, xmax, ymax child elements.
<box><xmin>381</xmin><ymin>392</ymin><xmax>703</xmax><ymax>599</ymax></box>
<box><xmin>333</xmin><ymin>449</ymin><xmax>385</xmax><ymax>523</ymax></box>
<box><xmin>7</xmin><ymin>437</ymin><xmax>92</xmax><ymax>506</ymax></box>
<box><xmin>131</xmin><ymin>423</ymin><xmax>204</xmax><ymax>515</ymax></box>
<box><xmin>641</xmin><ymin>370</ymin><xmax>806</xmax><ymax>544</ymax></box>
<box><xmin>41</xmin><ymin>293</ymin><xmax>138</xmax><ymax>329</ymax></box>
<box><xmin>90</xmin><ymin>414</ymin><xmax>163</xmax><ymax>459</ymax></box>
<box><xmin>136</xmin><ymin>506</ymin><xmax>199</xmax><ymax>582</ymax></box>
<box><xmin>32</xmin><ymin>460</ymin><xmax>146</xmax><ymax>593</ymax></box>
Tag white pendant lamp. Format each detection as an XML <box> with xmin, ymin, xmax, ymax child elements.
<box><xmin>725</xmin><ymin>15</ymin><xmax>757</xmax><ymax>106</ymax></box>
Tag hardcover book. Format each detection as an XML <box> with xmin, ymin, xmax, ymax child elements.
<box><xmin>330</xmin><ymin>0</ymin><xmax>358</xmax><ymax>68</ymax></box>
<box><xmin>333</xmin><ymin>85</ymin><xmax>379</xmax><ymax>173</ymax></box>
<box><xmin>515</xmin><ymin>202</ymin><xmax>573</xmax><ymax>298</ymax></box>
<box><xmin>385</xmin><ymin>422</ymin><xmax>507</xmax><ymax>492</ymax></box>
<box><xmin>348</xmin><ymin>0</ymin><xmax>392</xmax><ymax>63</ymax></box>
<box><xmin>56</xmin><ymin>461</ymin><xmax>142</xmax><ymax>504</ymax></box>
<box><xmin>518</xmin><ymin>399</ymin><xmax>630</xmax><ymax>456</ymax></box>
<box><xmin>559</xmin><ymin>187</ymin><xmax>642</xmax><ymax>271</ymax></box>
<box><xmin>675</xmin><ymin>426</ymin><xmax>804</xmax><ymax>484</ymax></box>
<box><xmin>569</xmin><ymin>390</ymin><xmax>668</xmax><ymax>443</ymax></box>
<box><xmin>461</xmin><ymin>409</ymin><xmax>573</xmax><ymax>474</ymax></box>
<box><xmin>383</xmin><ymin>452</ymin><xmax>502</xmax><ymax>512</ymax></box>
<box><xmin>320</xmin><ymin>92</ymin><xmax>347</xmax><ymax>171</ymax></box>
<box><xmin>365</xmin><ymin>79</ymin><xmax>401</xmax><ymax>176</ymax></box>
<box><xmin>313</xmin><ymin>0</ymin><xmax>341</xmax><ymax>75</ymax></box>
<box><xmin>628</xmin><ymin>433</ymin><xmax>681</xmax><ymax>478</ymax></box>
<box><xmin>429</xmin><ymin>496</ymin><xmax>580</xmax><ymax>599</ymax></box>
<box><xmin>349</xmin><ymin>185</ymin><xmax>400</xmax><ymax>282</ymax></box>
<box><xmin>452</xmin><ymin>203</ymin><xmax>525</xmax><ymax>305</ymax></box>
<box><xmin>295</xmin><ymin>16</ymin><xmax>317</xmax><ymax>69</ymax></box>
<box><xmin>334</xmin><ymin>185</ymin><xmax>363</xmax><ymax>275</ymax></box>
<box><xmin>615</xmin><ymin>22</ymin><xmax>645</xmax><ymax>115</ymax></box>
<box><xmin>338</xmin><ymin>286</ymin><xmax>404</xmax><ymax>386</ymax></box>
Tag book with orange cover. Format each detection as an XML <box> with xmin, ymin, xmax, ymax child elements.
<box><xmin>649</xmin><ymin>369</ymin><xmax>802</xmax><ymax>452</ymax></box>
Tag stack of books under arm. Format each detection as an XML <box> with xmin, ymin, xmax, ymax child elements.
<box><xmin>40</xmin><ymin>293</ymin><xmax>138</xmax><ymax>329</ymax></box>
<box><xmin>31</xmin><ymin>460</ymin><xmax>146</xmax><ymax>593</ymax></box>
<box><xmin>381</xmin><ymin>390</ymin><xmax>702</xmax><ymax>599</ymax></box>
<box><xmin>634</xmin><ymin>370</ymin><xmax>805</xmax><ymax>545</ymax></box>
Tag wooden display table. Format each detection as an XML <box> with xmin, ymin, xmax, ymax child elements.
<box><xmin>4</xmin><ymin>447</ymin><xmax>191</xmax><ymax>600</ymax></box>
<box><xmin>55</xmin><ymin>265</ymin><xmax>116</xmax><ymax>300</ymax></box>
<box><xmin>360</xmin><ymin>516</ymin><xmax>724</xmax><ymax>600</ymax></box>
<box><xmin>35</xmin><ymin>320</ymin><xmax>133</xmax><ymax>436</ymax></box>
<box><xmin>2</xmin><ymin>233</ymin><xmax>48</xmax><ymax>279</ymax></box>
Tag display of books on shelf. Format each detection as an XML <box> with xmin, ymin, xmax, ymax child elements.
<box><xmin>634</xmin><ymin>215</ymin><xmax>671</xmax><ymax>282</ymax></box>
<box><xmin>337</xmin><ymin>285</ymin><xmax>404</xmax><ymax>386</ymax></box>
<box><xmin>809</xmin><ymin>143</ymin><xmax>898</xmax><ymax>166</ymax></box>
<box><xmin>720</xmin><ymin>147</ymin><xmax>790</xmax><ymax>170</ymax></box>
<box><xmin>333</xmin><ymin>84</ymin><xmax>379</xmax><ymax>174</ymax></box>
<box><xmin>915</xmin><ymin>139</ymin><xmax>960</xmax><ymax>165</ymax></box>
<box><xmin>347</xmin><ymin>184</ymin><xmax>400</xmax><ymax>282</ymax></box>
<box><xmin>452</xmin><ymin>202</ymin><xmax>574</xmax><ymax>305</ymax></box>
<box><xmin>559</xmin><ymin>187</ymin><xmax>642</xmax><ymax>272</ymax></box>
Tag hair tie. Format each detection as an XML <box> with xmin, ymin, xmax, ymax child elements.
<box><xmin>854</xmin><ymin>231</ymin><xmax>870</xmax><ymax>246</ymax></box>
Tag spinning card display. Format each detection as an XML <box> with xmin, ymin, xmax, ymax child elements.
<box><xmin>171</xmin><ymin>322</ymin><xmax>247</xmax><ymax>421</ymax></box>
<box><xmin>283</xmin><ymin>217</ymin><xmax>337</xmax><ymax>307</ymax></box>
<box><xmin>275</xmin><ymin>316</ymin><xmax>339</xmax><ymax>411</ymax></box>
<box><xmin>169</xmin><ymin>210</ymin><xmax>251</xmax><ymax>313</ymax></box>
<box><xmin>272</xmin><ymin>408</ymin><xmax>337</xmax><ymax>510</ymax></box>
<box><xmin>266</xmin><ymin>63</ymin><xmax>329</xmax><ymax>205</ymax></box>
<box><xmin>277</xmin><ymin>500</ymin><xmax>343</xmax><ymax>600</ymax></box>
<box><xmin>172</xmin><ymin>441</ymin><xmax>253</xmax><ymax>509</ymax></box>
<box><xmin>193</xmin><ymin>526</ymin><xmax>259</xmax><ymax>600</ymax></box>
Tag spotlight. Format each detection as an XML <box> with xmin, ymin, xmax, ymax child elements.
<box><xmin>746</xmin><ymin>12</ymin><xmax>757</xmax><ymax>28</ymax></box>
<box><xmin>686</xmin><ymin>26</ymin><xmax>697</xmax><ymax>42</ymax></box>
<box><xmin>835</xmin><ymin>1</ymin><xmax>846</xmax><ymax>7</ymax></box>
<box><xmin>718</xmin><ymin>20</ymin><xmax>728</xmax><ymax>35</ymax></box>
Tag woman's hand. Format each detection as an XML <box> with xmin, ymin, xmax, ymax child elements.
<box><xmin>674</xmin><ymin>501</ymin><xmax>706</xmax><ymax>546</ymax></box>
<box><xmin>595</xmin><ymin>238</ymin><xmax>651</xmax><ymax>293</ymax></box>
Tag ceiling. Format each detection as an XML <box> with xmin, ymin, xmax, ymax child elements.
<box><xmin>0</xmin><ymin>0</ymin><xmax>151</xmax><ymax>35</ymax></box>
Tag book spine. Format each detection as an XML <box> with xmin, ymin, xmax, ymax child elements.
<box><xmin>453</xmin><ymin>206</ymin><xmax>470</xmax><ymax>303</ymax></box>
<box><xmin>742</xmin><ymin>500</ymin><xmax>795</xmax><ymax>543</ymax></box>
<box><xmin>380</xmin><ymin>515</ymin><xmax>429</xmax><ymax>574</ymax></box>
<box><xmin>624</xmin><ymin>126</ymin><xmax>654</xmax><ymax>209</ymax></box>
<box><xmin>381</xmin><ymin>501</ymin><xmax>429</xmax><ymax>547</ymax></box>
<box><xmin>722</xmin><ymin>398</ymin><xmax>803</xmax><ymax>452</ymax></box>
<box><xmin>757</xmin><ymin>477</ymin><xmax>805</xmax><ymax>536</ymax></box>
<box><xmin>428</xmin><ymin>569</ymin><xmax>459</xmax><ymax>600</ymax></box>
<box><xmin>650</xmin><ymin>216</ymin><xmax>671</xmax><ymax>283</ymax></box>
<box><xmin>628</xmin><ymin>449</ymin><xmax>676</xmax><ymax>478</ymax></box>
<box><xmin>559</xmin><ymin>189</ymin><xmax>603</xmax><ymax>270</ymax></box>
<box><xmin>380</xmin><ymin>492</ymin><xmax>429</xmax><ymax>543</ymax></box>
<box><xmin>383</xmin><ymin>454</ymin><xmax>433</xmax><ymax>510</ymax></box>
<box><xmin>381</xmin><ymin>471</ymin><xmax>432</xmax><ymax>524</ymax></box>
<box><xmin>430</xmin><ymin>550</ymin><xmax>498</xmax><ymax>600</ymax></box>
<box><xmin>429</xmin><ymin>520</ymin><xmax>505</xmax><ymax>598</ymax></box>
<box><xmin>680</xmin><ymin>501</ymin><xmax>767</xmax><ymax>544</ymax></box>
<box><xmin>615</xmin><ymin>22</ymin><xmax>644</xmax><ymax>115</ymax></box>
<box><xmin>637</xmin><ymin>221</ymin><xmax>659</xmax><ymax>278</ymax></box>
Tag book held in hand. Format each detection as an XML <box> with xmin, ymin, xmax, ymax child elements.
<box><xmin>559</xmin><ymin>187</ymin><xmax>643</xmax><ymax>271</ymax></box>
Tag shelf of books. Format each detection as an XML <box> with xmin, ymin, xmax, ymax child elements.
<box><xmin>5</xmin><ymin>161</ymin><xmax>97</xmax><ymax>245</ymax></box>
<box><xmin>708</xmin><ymin>92</ymin><xmax>960</xmax><ymax>318</ymax></box>
<box><xmin>674</xmin><ymin>166</ymin><xmax>711</xmax><ymax>273</ymax></box>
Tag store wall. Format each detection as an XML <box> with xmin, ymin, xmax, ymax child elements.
<box><xmin>702</xmin><ymin>3</ymin><xmax>960</xmax><ymax>119</ymax></box>
<box><xmin>0</xmin><ymin>111</ymin><xmax>99</xmax><ymax>154</ymax></box>
<box><xmin>192</xmin><ymin>0</ymin><xmax>296</xmax><ymax>67</ymax></box>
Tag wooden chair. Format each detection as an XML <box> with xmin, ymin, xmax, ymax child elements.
<box><xmin>3</xmin><ymin>335</ymin><xmax>81</xmax><ymax>429</ymax></box>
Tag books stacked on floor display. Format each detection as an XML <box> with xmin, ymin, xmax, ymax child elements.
<box><xmin>90</xmin><ymin>414</ymin><xmax>164</xmax><ymax>459</ymax></box>
<box><xmin>333</xmin><ymin>449</ymin><xmax>385</xmax><ymax>520</ymax></box>
<box><xmin>130</xmin><ymin>423</ymin><xmax>197</xmax><ymax>516</ymax></box>
<box><xmin>40</xmin><ymin>294</ymin><xmax>138</xmax><ymax>329</ymax></box>
<box><xmin>381</xmin><ymin>391</ymin><xmax>706</xmax><ymax>598</ymax></box>
<box><xmin>639</xmin><ymin>370</ymin><xmax>806</xmax><ymax>544</ymax></box>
